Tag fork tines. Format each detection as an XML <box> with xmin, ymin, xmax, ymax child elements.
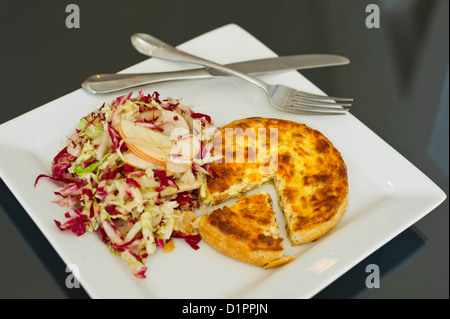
<box><xmin>290</xmin><ymin>91</ymin><xmax>352</xmax><ymax>113</ymax></box>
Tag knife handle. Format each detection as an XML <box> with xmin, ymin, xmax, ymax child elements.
<box><xmin>81</xmin><ymin>68</ymin><xmax>212</xmax><ymax>94</ymax></box>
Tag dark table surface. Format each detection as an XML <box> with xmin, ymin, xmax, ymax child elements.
<box><xmin>0</xmin><ymin>0</ymin><xmax>448</xmax><ymax>299</ymax></box>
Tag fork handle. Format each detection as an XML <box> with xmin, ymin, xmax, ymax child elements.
<box><xmin>131</xmin><ymin>33</ymin><xmax>270</xmax><ymax>92</ymax></box>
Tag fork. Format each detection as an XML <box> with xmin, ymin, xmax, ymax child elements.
<box><xmin>131</xmin><ymin>33</ymin><xmax>352</xmax><ymax>115</ymax></box>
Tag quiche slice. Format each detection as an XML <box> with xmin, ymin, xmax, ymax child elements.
<box><xmin>200</xmin><ymin>117</ymin><xmax>348</xmax><ymax>246</ymax></box>
<box><xmin>198</xmin><ymin>192</ymin><xmax>294</xmax><ymax>268</ymax></box>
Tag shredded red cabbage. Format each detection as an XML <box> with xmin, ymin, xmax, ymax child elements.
<box><xmin>34</xmin><ymin>174</ymin><xmax>73</xmax><ymax>187</ymax></box>
<box><xmin>54</xmin><ymin>214</ymin><xmax>87</xmax><ymax>237</ymax></box>
<box><xmin>190</xmin><ymin>112</ymin><xmax>212</xmax><ymax>124</ymax></box>
<box><xmin>105</xmin><ymin>205</ymin><xmax>121</xmax><ymax>216</ymax></box>
<box><xmin>155</xmin><ymin>238</ymin><xmax>165</xmax><ymax>249</ymax></box>
<box><xmin>126</xmin><ymin>177</ymin><xmax>141</xmax><ymax>189</ymax></box>
<box><xmin>107</xmin><ymin>124</ymin><xmax>122</xmax><ymax>150</ymax></box>
<box><xmin>154</xmin><ymin>170</ymin><xmax>169</xmax><ymax>187</ymax></box>
<box><xmin>171</xmin><ymin>231</ymin><xmax>201</xmax><ymax>250</ymax></box>
<box><xmin>54</xmin><ymin>183</ymin><xmax>83</xmax><ymax>197</ymax></box>
<box><xmin>174</xmin><ymin>191</ymin><xmax>198</xmax><ymax>210</ymax></box>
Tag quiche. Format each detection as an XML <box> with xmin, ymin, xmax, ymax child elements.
<box><xmin>198</xmin><ymin>192</ymin><xmax>295</xmax><ymax>268</ymax></box>
<box><xmin>200</xmin><ymin>117</ymin><xmax>348</xmax><ymax>245</ymax></box>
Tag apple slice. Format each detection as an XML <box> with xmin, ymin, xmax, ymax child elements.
<box><xmin>120</xmin><ymin>127</ymin><xmax>166</xmax><ymax>165</ymax></box>
<box><xmin>154</xmin><ymin>109</ymin><xmax>190</xmax><ymax>137</ymax></box>
<box><xmin>123</xmin><ymin>152</ymin><xmax>165</xmax><ymax>170</ymax></box>
<box><xmin>123</xmin><ymin>137</ymin><xmax>169</xmax><ymax>166</ymax></box>
<box><xmin>166</xmin><ymin>161</ymin><xmax>191</xmax><ymax>174</ymax></box>
<box><xmin>119</xmin><ymin>119</ymin><xmax>173</xmax><ymax>165</ymax></box>
<box><xmin>119</xmin><ymin>119</ymin><xmax>172</xmax><ymax>147</ymax></box>
<box><xmin>170</xmin><ymin>135</ymin><xmax>201</xmax><ymax>162</ymax></box>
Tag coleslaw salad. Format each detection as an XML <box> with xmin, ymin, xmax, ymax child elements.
<box><xmin>35</xmin><ymin>91</ymin><xmax>217</xmax><ymax>278</ymax></box>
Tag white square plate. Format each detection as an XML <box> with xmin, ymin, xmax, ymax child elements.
<box><xmin>0</xmin><ymin>24</ymin><xmax>445</xmax><ymax>298</ymax></box>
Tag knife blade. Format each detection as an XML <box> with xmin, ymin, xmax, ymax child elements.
<box><xmin>82</xmin><ymin>54</ymin><xmax>349</xmax><ymax>94</ymax></box>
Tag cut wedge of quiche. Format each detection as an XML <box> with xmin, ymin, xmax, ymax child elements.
<box><xmin>198</xmin><ymin>192</ymin><xmax>295</xmax><ymax>268</ymax></box>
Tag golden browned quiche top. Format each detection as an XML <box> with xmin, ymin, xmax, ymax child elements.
<box><xmin>203</xmin><ymin>193</ymin><xmax>282</xmax><ymax>251</ymax></box>
<box><xmin>200</xmin><ymin>117</ymin><xmax>348</xmax><ymax>245</ymax></box>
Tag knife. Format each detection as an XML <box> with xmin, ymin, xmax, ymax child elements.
<box><xmin>82</xmin><ymin>54</ymin><xmax>349</xmax><ymax>94</ymax></box>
